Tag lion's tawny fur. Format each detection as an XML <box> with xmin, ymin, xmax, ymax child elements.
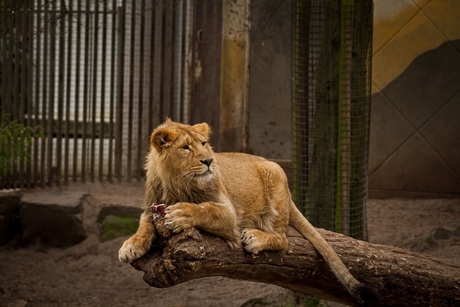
<box><xmin>118</xmin><ymin>119</ymin><xmax>367</xmax><ymax>303</ymax></box>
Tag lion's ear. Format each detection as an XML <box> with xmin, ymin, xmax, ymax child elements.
<box><xmin>151</xmin><ymin>128</ymin><xmax>177</xmax><ymax>151</ymax></box>
<box><xmin>193</xmin><ymin>122</ymin><xmax>211</xmax><ymax>139</ymax></box>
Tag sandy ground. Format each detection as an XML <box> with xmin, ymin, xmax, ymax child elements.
<box><xmin>0</xmin><ymin>184</ymin><xmax>459</xmax><ymax>307</ymax></box>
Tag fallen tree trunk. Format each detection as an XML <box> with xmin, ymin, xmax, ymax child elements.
<box><xmin>132</xmin><ymin>219</ymin><xmax>460</xmax><ymax>306</ymax></box>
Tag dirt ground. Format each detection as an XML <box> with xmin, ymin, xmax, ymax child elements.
<box><xmin>0</xmin><ymin>184</ymin><xmax>459</xmax><ymax>307</ymax></box>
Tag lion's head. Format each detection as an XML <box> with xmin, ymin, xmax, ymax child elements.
<box><xmin>148</xmin><ymin>119</ymin><xmax>216</xmax><ymax>195</ymax></box>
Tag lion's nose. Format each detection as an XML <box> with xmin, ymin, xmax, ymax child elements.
<box><xmin>200</xmin><ymin>158</ymin><xmax>213</xmax><ymax>167</ymax></box>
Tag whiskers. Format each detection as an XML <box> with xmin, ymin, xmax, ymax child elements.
<box><xmin>174</xmin><ymin>166</ymin><xmax>212</xmax><ymax>192</ymax></box>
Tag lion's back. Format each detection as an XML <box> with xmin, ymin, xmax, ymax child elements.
<box><xmin>215</xmin><ymin>152</ymin><xmax>289</xmax><ymax>213</ymax></box>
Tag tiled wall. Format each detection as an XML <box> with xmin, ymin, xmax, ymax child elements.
<box><xmin>370</xmin><ymin>0</ymin><xmax>460</xmax><ymax>196</ymax></box>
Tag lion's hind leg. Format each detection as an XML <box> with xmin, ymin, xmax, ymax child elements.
<box><xmin>241</xmin><ymin>228</ymin><xmax>288</xmax><ymax>254</ymax></box>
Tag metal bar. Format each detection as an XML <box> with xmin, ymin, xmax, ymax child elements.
<box><xmin>64</xmin><ymin>0</ymin><xmax>73</xmax><ymax>184</ymax></box>
<box><xmin>56</xmin><ymin>0</ymin><xmax>66</xmax><ymax>186</ymax></box>
<box><xmin>147</xmin><ymin>1</ymin><xmax>157</xmax><ymax>143</ymax></box>
<box><xmin>33</xmin><ymin>0</ymin><xmax>42</xmax><ymax>187</ymax></box>
<box><xmin>169</xmin><ymin>3</ymin><xmax>176</xmax><ymax>119</ymax></box>
<box><xmin>18</xmin><ymin>3</ymin><xmax>27</xmax><ymax>187</ymax></box>
<box><xmin>82</xmin><ymin>0</ymin><xmax>90</xmax><ymax>182</ymax></box>
<box><xmin>91</xmin><ymin>0</ymin><xmax>100</xmax><ymax>182</ymax></box>
<box><xmin>115</xmin><ymin>2</ymin><xmax>126</xmax><ymax>181</ymax></box>
<box><xmin>40</xmin><ymin>0</ymin><xmax>49</xmax><ymax>187</ymax></box>
<box><xmin>73</xmin><ymin>0</ymin><xmax>82</xmax><ymax>182</ymax></box>
<box><xmin>108</xmin><ymin>0</ymin><xmax>117</xmax><ymax>182</ymax></box>
<box><xmin>10</xmin><ymin>3</ymin><xmax>19</xmax><ymax>186</ymax></box>
<box><xmin>159</xmin><ymin>3</ymin><xmax>167</xmax><ymax>117</ymax></box>
<box><xmin>26</xmin><ymin>2</ymin><xmax>34</xmax><ymax>187</ymax></box>
<box><xmin>99</xmin><ymin>0</ymin><xmax>108</xmax><ymax>182</ymax></box>
<box><xmin>173</xmin><ymin>1</ymin><xmax>182</xmax><ymax>121</ymax></box>
<box><xmin>127</xmin><ymin>0</ymin><xmax>136</xmax><ymax>182</ymax></box>
<box><xmin>47</xmin><ymin>0</ymin><xmax>57</xmax><ymax>186</ymax></box>
<box><xmin>137</xmin><ymin>0</ymin><xmax>146</xmax><ymax>180</ymax></box>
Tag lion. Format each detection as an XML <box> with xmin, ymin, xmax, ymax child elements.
<box><xmin>118</xmin><ymin>119</ymin><xmax>373</xmax><ymax>303</ymax></box>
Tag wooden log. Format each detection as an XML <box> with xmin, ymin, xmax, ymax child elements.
<box><xmin>131</xmin><ymin>218</ymin><xmax>460</xmax><ymax>306</ymax></box>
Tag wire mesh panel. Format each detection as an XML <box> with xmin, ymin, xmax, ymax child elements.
<box><xmin>292</xmin><ymin>0</ymin><xmax>373</xmax><ymax>239</ymax></box>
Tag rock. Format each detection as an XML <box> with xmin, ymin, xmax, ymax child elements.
<box><xmin>19</xmin><ymin>190</ymin><xmax>88</xmax><ymax>247</ymax></box>
<box><xmin>0</xmin><ymin>191</ymin><xmax>22</xmax><ymax>245</ymax></box>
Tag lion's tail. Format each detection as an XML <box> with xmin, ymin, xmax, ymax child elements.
<box><xmin>289</xmin><ymin>201</ymin><xmax>377</xmax><ymax>304</ymax></box>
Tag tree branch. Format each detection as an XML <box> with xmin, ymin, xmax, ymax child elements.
<box><xmin>131</xmin><ymin>218</ymin><xmax>460</xmax><ymax>306</ymax></box>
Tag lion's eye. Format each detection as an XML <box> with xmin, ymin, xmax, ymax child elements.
<box><xmin>201</xmin><ymin>141</ymin><xmax>207</xmax><ymax>146</ymax></box>
<box><xmin>182</xmin><ymin>145</ymin><xmax>190</xmax><ymax>150</ymax></box>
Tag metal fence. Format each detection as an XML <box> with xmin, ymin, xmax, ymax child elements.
<box><xmin>0</xmin><ymin>0</ymin><xmax>222</xmax><ymax>188</ymax></box>
<box><xmin>292</xmin><ymin>0</ymin><xmax>373</xmax><ymax>239</ymax></box>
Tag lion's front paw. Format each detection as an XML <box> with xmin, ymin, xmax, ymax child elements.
<box><xmin>164</xmin><ymin>203</ymin><xmax>196</xmax><ymax>233</ymax></box>
<box><xmin>241</xmin><ymin>228</ymin><xmax>264</xmax><ymax>254</ymax></box>
<box><xmin>118</xmin><ymin>235</ymin><xmax>149</xmax><ymax>263</ymax></box>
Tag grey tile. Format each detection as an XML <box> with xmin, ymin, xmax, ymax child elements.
<box><xmin>369</xmin><ymin>134</ymin><xmax>460</xmax><ymax>193</ymax></box>
<box><xmin>382</xmin><ymin>40</ymin><xmax>460</xmax><ymax>128</ymax></box>
<box><xmin>369</xmin><ymin>92</ymin><xmax>415</xmax><ymax>173</ymax></box>
<box><xmin>421</xmin><ymin>92</ymin><xmax>460</xmax><ymax>176</ymax></box>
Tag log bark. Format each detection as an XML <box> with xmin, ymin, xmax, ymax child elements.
<box><xmin>132</xmin><ymin>218</ymin><xmax>460</xmax><ymax>306</ymax></box>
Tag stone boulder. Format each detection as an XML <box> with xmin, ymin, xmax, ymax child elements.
<box><xmin>0</xmin><ymin>191</ymin><xmax>22</xmax><ymax>245</ymax></box>
<box><xmin>20</xmin><ymin>190</ymin><xmax>88</xmax><ymax>247</ymax></box>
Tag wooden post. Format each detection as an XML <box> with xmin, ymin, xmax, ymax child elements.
<box><xmin>219</xmin><ymin>0</ymin><xmax>251</xmax><ymax>152</ymax></box>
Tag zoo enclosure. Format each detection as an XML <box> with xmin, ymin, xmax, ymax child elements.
<box><xmin>0</xmin><ymin>0</ymin><xmax>373</xmax><ymax>240</ymax></box>
<box><xmin>0</xmin><ymin>0</ymin><xmax>222</xmax><ymax>188</ymax></box>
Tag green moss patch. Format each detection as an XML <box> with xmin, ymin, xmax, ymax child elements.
<box><xmin>100</xmin><ymin>215</ymin><xmax>139</xmax><ymax>242</ymax></box>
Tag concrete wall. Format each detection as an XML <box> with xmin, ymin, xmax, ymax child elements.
<box><xmin>248</xmin><ymin>0</ymin><xmax>460</xmax><ymax>196</ymax></box>
<box><xmin>370</xmin><ymin>0</ymin><xmax>460</xmax><ymax>196</ymax></box>
<box><xmin>248</xmin><ymin>0</ymin><xmax>292</xmax><ymax>159</ymax></box>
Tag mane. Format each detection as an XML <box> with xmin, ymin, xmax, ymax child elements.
<box><xmin>143</xmin><ymin>140</ymin><xmax>221</xmax><ymax>207</ymax></box>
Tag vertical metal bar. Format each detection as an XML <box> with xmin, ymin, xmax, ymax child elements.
<box><xmin>18</xmin><ymin>3</ymin><xmax>27</xmax><ymax>187</ymax></box>
<box><xmin>64</xmin><ymin>0</ymin><xmax>73</xmax><ymax>184</ymax></box>
<box><xmin>127</xmin><ymin>0</ymin><xmax>136</xmax><ymax>182</ymax></box>
<box><xmin>115</xmin><ymin>2</ymin><xmax>126</xmax><ymax>181</ymax></box>
<box><xmin>33</xmin><ymin>0</ymin><xmax>42</xmax><ymax>187</ymax></box>
<box><xmin>82</xmin><ymin>0</ymin><xmax>90</xmax><ymax>182</ymax></box>
<box><xmin>147</xmin><ymin>2</ymin><xmax>157</xmax><ymax>141</ymax></box>
<box><xmin>10</xmin><ymin>3</ymin><xmax>19</xmax><ymax>186</ymax></box>
<box><xmin>108</xmin><ymin>0</ymin><xmax>117</xmax><ymax>182</ymax></box>
<box><xmin>169</xmin><ymin>3</ymin><xmax>176</xmax><ymax>119</ymax></box>
<box><xmin>56</xmin><ymin>0</ymin><xmax>66</xmax><ymax>186</ymax></box>
<box><xmin>47</xmin><ymin>0</ymin><xmax>57</xmax><ymax>186</ymax></box>
<box><xmin>137</xmin><ymin>0</ymin><xmax>146</xmax><ymax>180</ymax></box>
<box><xmin>40</xmin><ymin>0</ymin><xmax>49</xmax><ymax>187</ymax></box>
<box><xmin>159</xmin><ymin>3</ymin><xmax>167</xmax><ymax>117</ymax></box>
<box><xmin>173</xmin><ymin>1</ymin><xmax>182</xmax><ymax>121</ymax></box>
<box><xmin>91</xmin><ymin>0</ymin><xmax>99</xmax><ymax>182</ymax></box>
<box><xmin>190</xmin><ymin>0</ymin><xmax>200</xmax><ymax>123</ymax></box>
<box><xmin>181</xmin><ymin>0</ymin><xmax>193</xmax><ymax>124</ymax></box>
<box><xmin>99</xmin><ymin>0</ymin><xmax>108</xmax><ymax>182</ymax></box>
<box><xmin>26</xmin><ymin>2</ymin><xmax>34</xmax><ymax>187</ymax></box>
<box><xmin>73</xmin><ymin>0</ymin><xmax>82</xmax><ymax>181</ymax></box>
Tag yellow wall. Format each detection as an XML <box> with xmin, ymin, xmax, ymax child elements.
<box><xmin>370</xmin><ymin>0</ymin><xmax>460</xmax><ymax>196</ymax></box>
<box><xmin>373</xmin><ymin>0</ymin><xmax>460</xmax><ymax>92</ymax></box>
